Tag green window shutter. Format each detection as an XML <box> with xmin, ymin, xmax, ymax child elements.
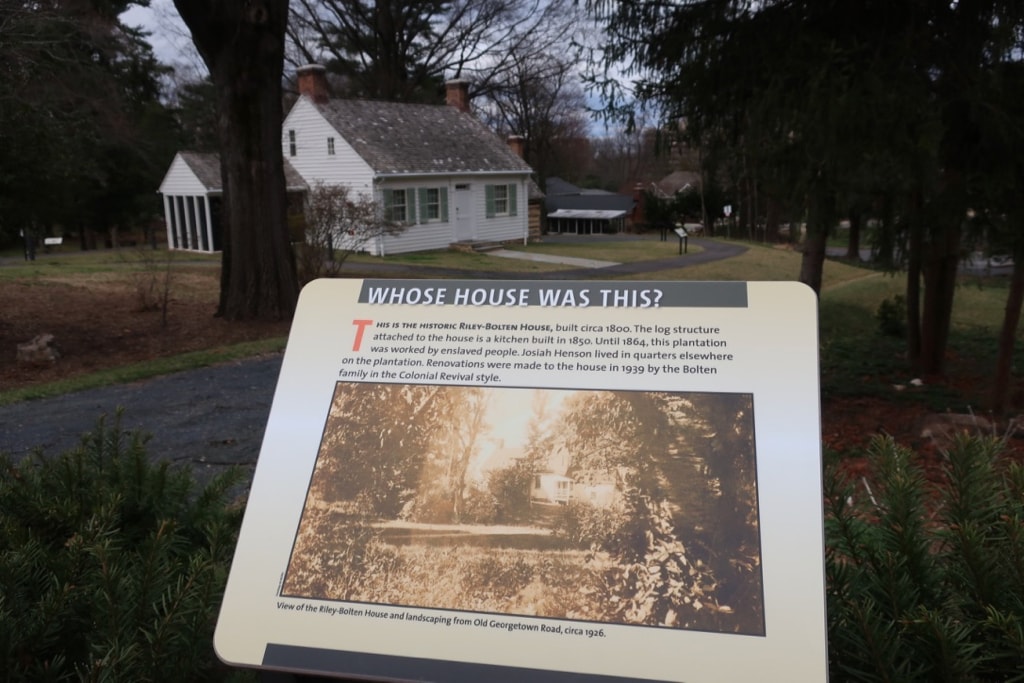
<box><xmin>440</xmin><ymin>187</ymin><xmax>449</xmax><ymax>222</ymax></box>
<box><xmin>508</xmin><ymin>183</ymin><xmax>518</xmax><ymax>217</ymax></box>
<box><xmin>382</xmin><ymin>189</ymin><xmax>395</xmax><ymax>221</ymax></box>
<box><xmin>485</xmin><ymin>184</ymin><xmax>495</xmax><ymax>218</ymax></box>
<box><xmin>417</xmin><ymin>188</ymin><xmax>428</xmax><ymax>223</ymax></box>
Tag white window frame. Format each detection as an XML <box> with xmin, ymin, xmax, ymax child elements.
<box><xmin>493</xmin><ymin>184</ymin><xmax>509</xmax><ymax>215</ymax></box>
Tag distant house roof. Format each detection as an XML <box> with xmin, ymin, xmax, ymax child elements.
<box><xmin>543</xmin><ymin>177</ymin><xmax>636</xmax><ymax>215</ymax></box>
<box><xmin>527</xmin><ymin>179</ymin><xmax>545</xmax><ymax>201</ymax></box>
<box><xmin>654</xmin><ymin>170</ymin><xmax>701</xmax><ymax>197</ymax></box>
<box><xmin>545</xmin><ymin>177</ymin><xmax>586</xmax><ymax>196</ymax></box>
<box><xmin>312</xmin><ymin>99</ymin><xmax>534</xmax><ymax>176</ymax></box>
<box><xmin>178</xmin><ymin>151</ymin><xmax>308</xmax><ymax>193</ymax></box>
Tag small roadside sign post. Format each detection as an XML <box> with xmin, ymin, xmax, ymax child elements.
<box><xmin>673</xmin><ymin>226</ymin><xmax>688</xmax><ymax>254</ymax></box>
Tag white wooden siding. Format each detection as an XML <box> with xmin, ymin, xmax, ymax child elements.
<box><xmin>474</xmin><ymin>176</ymin><xmax>529</xmax><ymax>244</ymax></box>
<box><xmin>371</xmin><ymin>175</ymin><xmax>529</xmax><ymax>254</ymax></box>
<box><xmin>375</xmin><ymin>178</ymin><xmax>456</xmax><ymax>254</ymax></box>
<box><xmin>282</xmin><ymin>98</ymin><xmax>375</xmax><ymax>192</ymax></box>
<box><xmin>377</xmin><ymin>221</ymin><xmax>454</xmax><ymax>255</ymax></box>
<box><xmin>158</xmin><ymin>154</ymin><xmax>209</xmax><ymax>195</ymax></box>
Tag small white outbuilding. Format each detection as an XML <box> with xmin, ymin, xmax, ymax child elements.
<box><xmin>157</xmin><ymin>151</ymin><xmax>307</xmax><ymax>253</ymax></box>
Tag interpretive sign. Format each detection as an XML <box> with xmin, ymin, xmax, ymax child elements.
<box><xmin>215</xmin><ymin>279</ymin><xmax>827</xmax><ymax>682</ymax></box>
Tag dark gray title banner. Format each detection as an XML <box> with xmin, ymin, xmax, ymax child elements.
<box><xmin>263</xmin><ymin>643</ymin><xmax>673</xmax><ymax>683</ymax></box>
<box><xmin>358</xmin><ymin>280</ymin><xmax>747</xmax><ymax>308</ymax></box>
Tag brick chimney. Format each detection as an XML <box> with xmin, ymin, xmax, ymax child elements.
<box><xmin>296</xmin><ymin>64</ymin><xmax>329</xmax><ymax>104</ymax></box>
<box><xmin>445</xmin><ymin>79</ymin><xmax>470</xmax><ymax>113</ymax></box>
<box><xmin>507</xmin><ymin>135</ymin><xmax>526</xmax><ymax>158</ymax></box>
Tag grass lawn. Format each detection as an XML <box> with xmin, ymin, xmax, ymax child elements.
<box><xmin>347</xmin><ymin>236</ymin><xmax>696</xmax><ymax>269</ymax></box>
<box><xmin>0</xmin><ymin>247</ymin><xmax>219</xmax><ymax>280</ymax></box>
<box><xmin>506</xmin><ymin>238</ymin><xmax>700</xmax><ymax>263</ymax></box>
<box><xmin>619</xmin><ymin>241</ymin><xmax>876</xmax><ymax>290</ymax></box>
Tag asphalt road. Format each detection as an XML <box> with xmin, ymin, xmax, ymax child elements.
<box><xmin>1</xmin><ymin>238</ymin><xmax>747</xmax><ymax>487</ymax></box>
<box><xmin>0</xmin><ymin>354</ymin><xmax>284</xmax><ymax>487</ymax></box>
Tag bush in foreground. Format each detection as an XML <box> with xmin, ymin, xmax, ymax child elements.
<box><xmin>0</xmin><ymin>416</ymin><xmax>248</xmax><ymax>682</ymax></box>
<box><xmin>826</xmin><ymin>435</ymin><xmax>1024</xmax><ymax>682</ymax></box>
<box><xmin>4</xmin><ymin>417</ymin><xmax>1024</xmax><ymax>681</ymax></box>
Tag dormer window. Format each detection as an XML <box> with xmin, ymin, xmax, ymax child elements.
<box><xmin>288</xmin><ymin>130</ymin><xmax>296</xmax><ymax>156</ymax></box>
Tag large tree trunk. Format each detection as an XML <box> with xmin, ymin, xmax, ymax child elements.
<box><xmin>991</xmin><ymin>241</ymin><xmax>1024</xmax><ymax>413</ymax></box>
<box><xmin>764</xmin><ymin>195</ymin><xmax>781</xmax><ymax>243</ymax></box>
<box><xmin>173</xmin><ymin>0</ymin><xmax>299</xmax><ymax>321</ymax></box>
<box><xmin>845</xmin><ymin>207</ymin><xmax>862</xmax><ymax>261</ymax></box>
<box><xmin>799</xmin><ymin>229</ymin><xmax>827</xmax><ymax>295</ymax></box>
<box><xmin>917</xmin><ymin>217</ymin><xmax>961</xmax><ymax>374</ymax></box>
<box><xmin>799</xmin><ymin>191</ymin><xmax>833</xmax><ymax>295</ymax></box>
<box><xmin>905</xmin><ymin>195</ymin><xmax>923</xmax><ymax>369</ymax></box>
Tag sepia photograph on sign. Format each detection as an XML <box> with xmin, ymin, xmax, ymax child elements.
<box><xmin>282</xmin><ymin>383</ymin><xmax>765</xmax><ymax>636</ymax></box>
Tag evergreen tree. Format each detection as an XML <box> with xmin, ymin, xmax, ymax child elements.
<box><xmin>0</xmin><ymin>0</ymin><xmax>175</xmax><ymax>249</ymax></box>
<box><xmin>588</xmin><ymin>0</ymin><xmax>1024</xmax><ymax>375</ymax></box>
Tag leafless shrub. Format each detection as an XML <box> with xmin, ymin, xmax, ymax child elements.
<box><xmin>126</xmin><ymin>244</ymin><xmax>175</xmax><ymax>327</ymax></box>
<box><xmin>297</xmin><ymin>182</ymin><xmax>404</xmax><ymax>284</ymax></box>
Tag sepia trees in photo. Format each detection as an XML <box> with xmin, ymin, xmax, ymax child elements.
<box><xmin>288</xmin><ymin>384</ymin><xmax>762</xmax><ymax>634</ymax></box>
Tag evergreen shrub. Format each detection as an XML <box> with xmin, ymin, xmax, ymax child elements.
<box><xmin>0</xmin><ymin>416</ymin><xmax>249</xmax><ymax>682</ymax></box>
<box><xmin>826</xmin><ymin>435</ymin><xmax>1024</xmax><ymax>682</ymax></box>
<box><xmin>874</xmin><ymin>294</ymin><xmax>907</xmax><ymax>337</ymax></box>
<box><xmin>5</xmin><ymin>417</ymin><xmax>1024</xmax><ymax>680</ymax></box>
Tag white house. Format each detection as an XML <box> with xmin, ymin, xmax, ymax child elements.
<box><xmin>531</xmin><ymin>473</ymin><xmax>574</xmax><ymax>506</ymax></box>
<box><xmin>159</xmin><ymin>65</ymin><xmax>535</xmax><ymax>255</ymax></box>
<box><xmin>283</xmin><ymin>64</ymin><xmax>534</xmax><ymax>255</ymax></box>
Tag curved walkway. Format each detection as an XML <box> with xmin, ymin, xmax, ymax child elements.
<box><xmin>349</xmin><ymin>237</ymin><xmax>747</xmax><ymax>280</ymax></box>
<box><xmin>0</xmin><ymin>237</ymin><xmax>747</xmax><ymax>486</ymax></box>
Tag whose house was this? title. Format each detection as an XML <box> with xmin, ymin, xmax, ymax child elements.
<box><xmin>364</xmin><ymin>285</ymin><xmax>665</xmax><ymax>308</ymax></box>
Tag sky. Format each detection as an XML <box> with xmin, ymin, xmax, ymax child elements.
<box><xmin>120</xmin><ymin>1</ymin><xmax>200</xmax><ymax>71</ymax></box>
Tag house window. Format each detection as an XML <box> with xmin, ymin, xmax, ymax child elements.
<box><xmin>493</xmin><ymin>185</ymin><xmax>508</xmax><ymax>214</ymax></box>
<box><xmin>485</xmin><ymin>183</ymin><xmax>518</xmax><ymax>218</ymax></box>
<box><xmin>390</xmin><ymin>191</ymin><xmax>407</xmax><ymax>222</ymax></box>
<box><xmin>288</xmin><ymin>130</ymin><xmax>296</xmax><ymax>156</ymax></box>
<box><xmin>327</xmin><ymin>137</ymin><xmax>335</xmax><ymax>155</ymax></box>
<box><xmin>383</xmin><ymin>188</ymin><xmax>411</xmax><ymax>223</ymax></box>
<box><xmin>417</xmin><ymin>187</ymin><xmax>449</xmax><ymax>223</ymax></box>
<box><xmin>424</xmin><ymin>188</ymin><xmax>440</xmax><ymax>219</ymax></box>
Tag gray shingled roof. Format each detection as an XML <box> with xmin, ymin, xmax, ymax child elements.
<box><xmin>655</xmin><ymin>170</ymin><xmax>701</xmax><ymax>197</ymax></box>
<box><xmin>314</xmin><ymin>99</ymin><xmax>533</xmax><ymax>176</ymax></box>
<box><xmin>179</xmin><ymin>151</ymin><xmax>308</xmax><ymax>192</ymax></box>
<box><xmin>179</xmin><ymin>152</ymin><xmax>221</xmax><ymax>189</ymax></box>
<box><xmin>543</xmin><ymin>177</ymin><xmax>636</xmax><ymax>214</ymax></box>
